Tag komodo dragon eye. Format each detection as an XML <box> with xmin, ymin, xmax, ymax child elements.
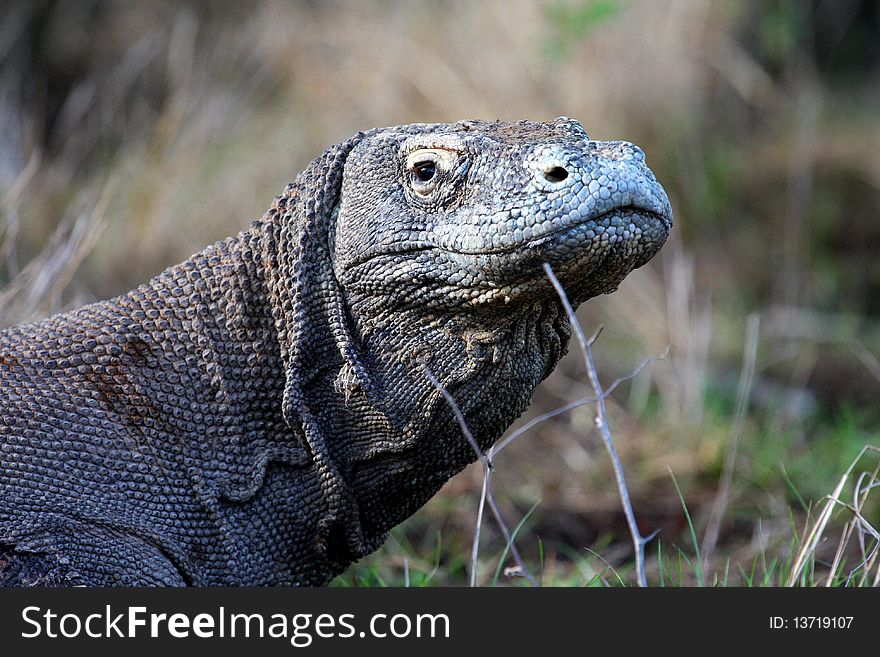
<box><xmin>413</xmin><ymin>161</ymin><xmax>436</xmax><ymax>181</ymax></box>
<box><xmin>405</xmin><ymin>148</ymin><xmax>459</xmax><ymax>196</ymax></box>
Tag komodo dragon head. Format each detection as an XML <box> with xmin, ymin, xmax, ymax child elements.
<box><xmin>264</xmin><ymin>117</ymin><xmax>672</xmax><ymax>576</ymax></box>
<box><xmin>333</xmin><ymin>117</ymin><xmax>671</xmax><ymax>312</ymax></box>
<box><xmin>0</xmin><ymin>117</ymin><xmax>671</xmax><ymax>586</ymax></box>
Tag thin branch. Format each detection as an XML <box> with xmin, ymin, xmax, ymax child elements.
<box><xmin>493</xmin><ymin>396</ymin><xmax>597</xmax><ymax>456</ymax></box>
<box><xmin>484</xmin><ymin>482</ymin><xmax>536</xmax><ymax>584</ymax></box>
<box><xmin>422</xmin><ymin>365</ymin><xmax>484</xmax><ymax>461</ymax></box>
<box><xmin>543</xmin><ymin>262</ymin><xmax>655</xmax><ymax>587</ymax></box>
<box><xmin>422</xmin><ymin>365</ymin><xmax>538</xmax><ymax>587</ymax></box>
<box><xmin>421</xmin><ymin>269</ymin><xmax>667</xmax><ymax>588</ymax></box>
<box><xmin>491</xmin><ymin>349</ymin><xmax>668</xmax><ymax>457</ymax></box>
<box><xmin>471</xmin><ymin>468</ymin><xmax>489</xmax><ymax>587</ymax></box>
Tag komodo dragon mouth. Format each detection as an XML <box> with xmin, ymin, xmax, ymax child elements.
<box><xmin>342</xmin><ymin>206</ymin><xmax>666</xmax><ymax>264</ymax></box>
<box><xmin>434</xmin><ymin>206</ymin><xmax>670</xmax><ymax>257</ymax></box>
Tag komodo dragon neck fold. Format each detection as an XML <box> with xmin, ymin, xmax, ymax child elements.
<box><xmin>0</xmin><ymin>118</ymin><xmax>672</xmax><ymax>586</ymax></box>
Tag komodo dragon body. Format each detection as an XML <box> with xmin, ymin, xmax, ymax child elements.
<box><xmin>0</xmin><ymin>118</ymin><xmax>671</xmax><ymax>586</ymax></box>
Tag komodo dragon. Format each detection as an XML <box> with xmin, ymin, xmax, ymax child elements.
<box><xmin>0</xmin><ymin>118</ymin><xmax>671</xmax><ymax>586</ymax></box>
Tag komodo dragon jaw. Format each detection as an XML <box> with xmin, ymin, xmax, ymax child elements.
<box><xmin>0</xmin><ymin>118</ymin><xmax>671</xmax><ymax>586</ymax></box>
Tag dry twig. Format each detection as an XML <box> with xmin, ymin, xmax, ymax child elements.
<box><xmin>543</xmin><ymin>262</ymin><xmax>658</xmax><ymax>587</ymax></box>
<box><xmin>423</xmin><ymin>366</ymin><xmax>538</xmax><ymax>587</ymax></box>
<box><xmin>424</xmin><ymin>265</ymin><xmax>667</xmax><ymax>587</ymax></box>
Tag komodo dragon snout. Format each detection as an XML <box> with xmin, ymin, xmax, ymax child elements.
<box><xmin>1</xmin><ymin>118</ymin><xmax>671</xmax><ymax>586</ymax></box>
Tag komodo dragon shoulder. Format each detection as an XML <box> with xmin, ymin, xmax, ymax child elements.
<box><xmin>0</xmin><ymin>118</ymin><xmax>671</xmax><ymax>586</ymax></box>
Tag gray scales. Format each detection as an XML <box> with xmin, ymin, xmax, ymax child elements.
<box><xmin>0</xmin><ymin>118</ymin><xmax>671</xmax><ymax>586</ymax></box>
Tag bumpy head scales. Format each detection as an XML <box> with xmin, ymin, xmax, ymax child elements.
<box><xmin>332</xmin><ymin>117</ymin><xmax>672</xmax><ymax>311</ymax></box>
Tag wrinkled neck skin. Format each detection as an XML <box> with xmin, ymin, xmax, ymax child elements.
<box><xmin>323</xmin><ymin>276</ymin><xmax>571</xmax><ymax>546</ymax></box>
<box><xmin>343</xmin><ymin>293</ymin><xmax>570</xmax><ymax>450</ymax></box>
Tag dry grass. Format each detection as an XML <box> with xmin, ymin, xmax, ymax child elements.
<box><xmin>788</xmin><ymin>446</ymin><xmax>880</xmax><ymax>587</ymax></box>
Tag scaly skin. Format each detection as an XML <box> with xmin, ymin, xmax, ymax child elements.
<box><xmin>0</xmin><ymin>118</ymin><xmax>671</xmax><ymax>586</ymax></box>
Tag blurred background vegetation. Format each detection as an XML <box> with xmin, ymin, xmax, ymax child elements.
<box><xmin>1</xmin><ymin>0</ymin><xmax>879</xmax><ymax>586</ymax></box>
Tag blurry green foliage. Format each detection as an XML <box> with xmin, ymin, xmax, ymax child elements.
<box><xmin>756</xmin><ymin>0</ymin><xmax>801</xmax><ymax>68</ymax></box>
<box><xmin>542</xmin><ymin>0</ymin><xmax>623</xmax><ymax>60</ymax></box>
